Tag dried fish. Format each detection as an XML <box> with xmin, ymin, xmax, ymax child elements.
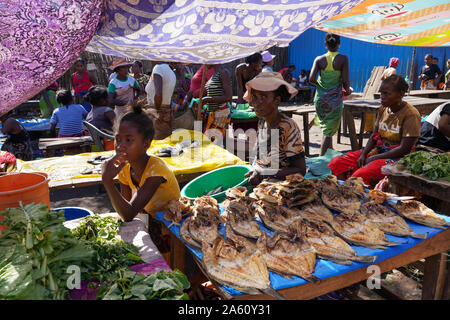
<box><xmin>201</xmin><ymin>238</ymin><xmax>284</xmax><ymax>298</ymax></box>
<box><xmin>204</xmin><ymin>185</ymin><xmax>224</xmax><ymax>196</ymax></box>
<box><xmin>343</xmin><ymin>177</ymin><xmax>368</xmax><ymax>199</ymax></box>
<box><xmin>225</xmin><ymin>186</ymin><xmax>248</xmax><ymax>199</ymax></box>
<box><xmin>331</xmin><ymin>212</ymin><xmax>407</xmax><ymax>249</ymax></box>
<box><xmin>360</xmin><ymin>202</ymin><xmax>427</xmax><ymax>239</ymax></box>
<box><xmin>296</xmin><ymin>220</ymin><xmax>376</xmax><ymax>265</ymax></box>
<box><xmin>179</xmin><ymin>216</ymin><xmax>202</xmax><ymax>250</ymax></box>
<box><xmin>188</xmin><ymin>214</ymin><xmax>221</xmax><ymax>245</ymax></box>
<box><xmin>392</xmin><ymin>200</ymin><xmax>450</xmax><ymax>230</ymax></box>
<box><xmin>320</xmin><ymin>178</ymin><xmax>361</xmax><ymax>214</ymax></box>
<box><xmin>225</xmin><ymin>200</ymin><xmax>262</xmax><ymax>239</ymax></box>
<box><xmin>296</xmin><ymin>197</ymin><xmax>336</xmax><ymax>226</ymax></box>
<box><xmin>253</xmin><ymin>201</ymin><xmax>302</xmax><ymax>233</ymax></box>
<box><xmin>256</xmin><ymin>228</ymin><xmax>320</xmax><ymax>283</ymax></box>
<box><xmin>163</xmin><ymin>197</ymin><xmax>192</xmax><ymax>225</ymax></box>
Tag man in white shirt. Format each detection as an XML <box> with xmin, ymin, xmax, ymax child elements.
<box><xmin>145</xmin><ymin>61</ymin><xmax>176</xmax><ymax>140</ymax></box>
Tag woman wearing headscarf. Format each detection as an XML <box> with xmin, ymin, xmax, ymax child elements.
<box><xmin>381</xmin><ymin>57</ymin><xmax>400</xmax><ymax>80</ymax></box>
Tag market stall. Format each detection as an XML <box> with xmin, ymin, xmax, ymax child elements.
<box><xmin>343</xmin><ymin>96</ymin><xmax>449</xmax><ymax>151</ymax></box>
<box><xmin>155</xmin><ymin>173</ymin><xmax>450</xmax><ymax>300</ymax></box>
<box><xmin>16</xmin><ymin>129</ymin><xmax>246</xmax><ymax>190</ymax></box>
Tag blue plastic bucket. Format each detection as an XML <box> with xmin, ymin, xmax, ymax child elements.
<box><xmin>55</xmin><ymin>206</ymin><xmax>94</xmax><ymax>221</ymax></box>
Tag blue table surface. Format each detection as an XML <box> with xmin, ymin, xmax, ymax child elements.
<box><xmin>156</xmin><ymin>200</ymin><xmax>450</xmax><ymax>297</ymax></box>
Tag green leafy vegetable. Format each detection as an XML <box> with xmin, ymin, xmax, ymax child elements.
<box><xmin>399</xmin><ymin>151</ymin><xmax>450</xmax><ymax>181</ymax></box>
<box><xmin>95</xmin><ymin>268</ymin><xmax>190</xmax><ymax>300</ymax></box>
<box><xmin>0</xmin><ymin>203</ymin><xmax>93</xmax><ymax>300</ymax></box>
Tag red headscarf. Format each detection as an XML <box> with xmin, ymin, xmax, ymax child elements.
<box><xmin>389</xmin><ymin>57</ymin><xmax>400</xmax><ymax>68</ymax></box>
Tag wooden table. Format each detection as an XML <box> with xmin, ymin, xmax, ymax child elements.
<box><xmin>344</xmin><ymin>96</ymin><xmax>449</xmax><ymax>151</ymax></box>
<box><xmin>164</xmin><ymin>217</ymin><xmax>450</xmax><ymax>300</ymax></box>
<box><xmin>39</xmin><ymin>136</ymin><xmax>94</xmax><ymax>157</ymax></box>
<box><xmin>375</xmin><ymin>90</ymin><xmax>450</xmax><ymax>100</ymax></box>
<box><xmin>382</xmin><ymin>163</ymin><xmax>450</xmax><ymax>299</ymax></box>
<box><xmin>236</xmin><ymin>229</ymin><xmax>450</xmax><ymax>300</ymax></box>
<box><xmin>48</xmin><ymin>171</ymin><xmax>205</xmax><ymax>190</ymax></box>
<box><xmin>290</xmin><ymin>106</ymin><xmax>317</xmax><ymax>157</ymax></box>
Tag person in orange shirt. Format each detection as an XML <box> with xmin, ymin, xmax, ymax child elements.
<box><xmin>328</xmin><ymin>75</ymin><xmax>421</xmax><ymax>187</ymax></box>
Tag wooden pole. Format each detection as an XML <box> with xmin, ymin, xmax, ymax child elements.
<box><xmin>197</xmin><ymin>64</ymin><xmax>207</xmax><ymax>121</ymax></box>
<box><xmin>408</xmin><ymin>47</ymin><xmax>416</xmax><ymax>94</ymax></box>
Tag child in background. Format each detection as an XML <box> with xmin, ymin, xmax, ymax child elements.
<box><xmin>242</xmin><ymin>72</ymin><xmax>306</xmax><ymax>186</ymax></box>
<box><xmin>50</xmin><ymin>89</ymin><xmax>88</xmax><ymax>137</ymax></box>
<box><xmin>84</xmin><ymin>85</ymin><xmax>116</xmax><ymax>133</ymax></box>
<box><xmin>101</xmin><ymin>103</ymin><xmax>180</xmax><ymax>247</ymax></box>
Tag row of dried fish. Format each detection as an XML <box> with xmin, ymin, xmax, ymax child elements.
<box><xmin>162</xmin><ymin>173</ymin><xmax>448</xmax><ymax>297</ymax></box>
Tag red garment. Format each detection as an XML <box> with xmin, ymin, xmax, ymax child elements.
<box><xmin>278</xmin><ymin>67</ymin><xmax>288</xmax><ymax>74</ymax></box>
<box><xmin>72</xmin><ymin>71</ymin><xmax>92</xmax><ymax>94</ymax></box>
<box><xmin>328</xmin><ymin>150</ymin><xmax>387</xmax><ymax>187</ymax></box>
<box><xmin>190</xmin><ymin>65</ymin><xmax>214</xmax><ymax>98</ymax></box>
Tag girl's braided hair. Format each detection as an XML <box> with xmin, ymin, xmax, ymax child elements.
<box><xmin>115</xmin><ymin>101</ymin><xmax>154</xmax><ymax>141</ymax></box>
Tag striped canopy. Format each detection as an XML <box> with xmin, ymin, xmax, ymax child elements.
<box><xmin>314</xmin><ymin>0</ymin><xmax>450</xmax><ymax>47</ymax></box>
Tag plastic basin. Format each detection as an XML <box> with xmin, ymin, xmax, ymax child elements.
<box><xmin>55</xmin><ymin>206</ymin><xmax>94</xmax><ymax>221</ymax></box>
<box><xmin>181</xmin><ymin>165</ymin><xmax>252</xmax><ymax>203</ymax></box>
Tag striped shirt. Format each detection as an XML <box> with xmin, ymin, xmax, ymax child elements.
<box><xmin>50</xmin><ymin>104</ymin><xmax>87</xmax><ymax>135</ymax></box>
<box><xmin>205</xmin><ymin>70</ymin><xmax>229</xmax><ymax>112</ymax></box>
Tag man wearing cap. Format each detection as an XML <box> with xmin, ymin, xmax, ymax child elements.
<box><xmin>242</xmin><ymin>71</ymin><xmax>306</xmax><ymax>186</ymax></box>
<box><xmin>107</xmin><ymin>58</ymin><xmax>140</xmax><ymax>118</ymax></box>
<box><xmin>417</xmin><ymin>102</ymin><xmax>450</xmax><ymax>152</ymax></box>
<box><xmin>261</xmin><ymin>50</ymin><xmax>276</xmax><ymax>72</ymax></box>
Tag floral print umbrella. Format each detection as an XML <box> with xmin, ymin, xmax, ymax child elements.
<box><xmin>85</xmin><ymin>0</ymin><xmax>364</xmax><ymax>64</ymax></box>
<box><xmin>0</xmin><ymin>0</ymin><xmax>103</xmax><ymax>114</ymax></box>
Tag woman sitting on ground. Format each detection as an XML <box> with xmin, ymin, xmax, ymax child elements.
<box><xmin>328</xmin><ymin>75</ymin><xmax>421</xmax><ymax>187</ymax></box>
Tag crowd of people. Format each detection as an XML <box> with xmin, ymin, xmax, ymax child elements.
<box><xmin>2</xmin><ymin>34</ymin><xmax>450</xmax><ymax>201</ymax></box>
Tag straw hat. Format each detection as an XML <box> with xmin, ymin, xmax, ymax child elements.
<box><xmin>243</xmin><ymin>71</ymin><xmax>298</xmax><ymax>101</ymax></box>
<box><xmin>108</xmin><ymin>57</ymin><xmax>133</xmax><ymax>71</ymax></box>
<box><xmin>261</xmin><ymin>50</ymin><xmax>276</xmax><ymax>63</ymax></box>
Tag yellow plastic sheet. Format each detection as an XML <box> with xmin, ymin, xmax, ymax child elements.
<box><xmin>17</xmin><ymin>130</ymin><xmax>246</xmax><ymax>182</ymax></box>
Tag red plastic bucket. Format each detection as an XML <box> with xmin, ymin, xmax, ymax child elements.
<box><xmin>0</xmin><ymin>172</ymin><xmax>50</xmax><ymax>234</ymax></box>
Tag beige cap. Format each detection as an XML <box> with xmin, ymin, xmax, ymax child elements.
<box><xmin>243</xmin><ymin>71</ymin><xmax>298</xmax><ymax>102</ymax></box>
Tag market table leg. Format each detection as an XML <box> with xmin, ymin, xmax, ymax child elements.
<box><xmin>344</xmin><ymin>108</ymin><xmax>359</xmax><ymax>151</ymax></box>
<box><xmin>422</xmin><ymin>253</ymin><xmax>446</xmax><ymax>300</ymax></box>
<box><xmin>303</xmin><ymin>113</ymin><xmax>310</xmax><ymax>157</ymax></box>
<box><xmin>359</xmin><ymin>112</ymin><xmax>366</xmax><ymax>150</ymax></box>
<box><xmin>169</xmin><ymin>232</ymin><xmax>186</xmax><ymax>272</ymax></box>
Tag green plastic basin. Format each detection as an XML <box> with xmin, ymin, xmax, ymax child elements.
<box><xmin>181</xmin><ymin>165</ymin><xmax>252</xmax><ymax>203</ymax></box>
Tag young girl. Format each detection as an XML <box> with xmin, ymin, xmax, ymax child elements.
<box><xmin>243</xmin><ymin>71</ymin><xmax>306</xmax><ymax>186</ymax></box>
<box><xmin>50</xmin><ymin>89</ymin><xmax>88</xmax><ymax>137</ymax></box>
<box><xmin>101</xmin><ymin>103</ymin><xmax>180</xmax><ymax>228</ymax></box>
<box><xmin>84</xmin><ymin>85</ymin><xmax>116</xmax><ymax>133</ymax></box>
<box><xmin>328</xmin><ymin>75</ymin><xmax>421</xmax><ymax>187</ymax></box>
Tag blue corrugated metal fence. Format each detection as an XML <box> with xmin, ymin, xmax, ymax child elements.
<box><xmin>288</xmin><ymin>28</ymin><xmax>450</xmax><ymax>92</ymax></box>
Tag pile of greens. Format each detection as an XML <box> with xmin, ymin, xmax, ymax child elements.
<box><xmin>0</xmin><ymin>206</ymin><xmax>190</xmax><ymax>300</ymax></box>
<box><xmin>95</xmin><ymin>268</ymin><xmax>190</xmax><ymax>300</ymax></box>
<box><xmin>398</xmin><ymin>151</ymin><xmax>450</xmax><ymax>181</ymax></box>
<box><xmin>71</xmin><ymin>215</ymin><xmax>145</xmax><ymax>283</ymax></box>
<box><xmin>71</xmin><ymin>214</ymin><xmax>190</xmax><ymax>300</ymax></box>
<box><xmin>0</xmin><ymin>203</ymin><xmax>93</xmax><ymax>300</ymax></box>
